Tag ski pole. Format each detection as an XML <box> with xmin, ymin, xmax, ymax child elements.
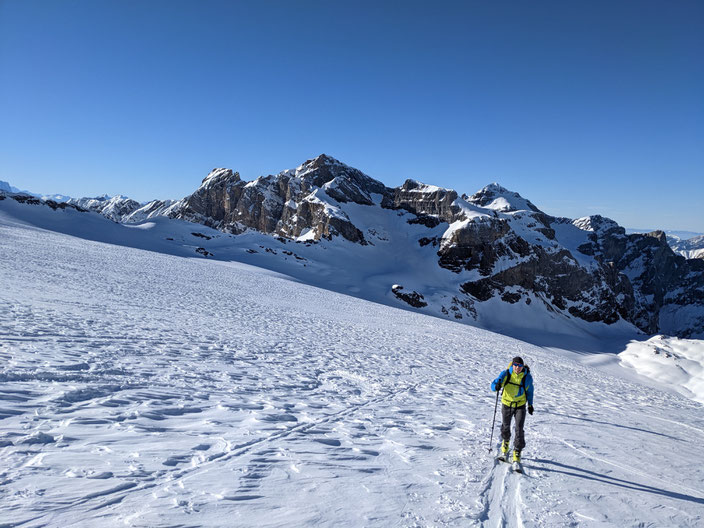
<box><xmin>488</xmin><ymin>388</ymin><xmax>500</xmax><ymax>452</ymax></box>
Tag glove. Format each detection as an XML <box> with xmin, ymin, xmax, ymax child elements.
<box><xmin>528</xmin><ymin>405</ymin><xmax>534</xmax><ymax>415</ymax></box>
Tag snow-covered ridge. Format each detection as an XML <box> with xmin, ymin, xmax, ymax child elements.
<box><xmin>62</xmin><ymin>194</ymin><xmax>176</xmax><ymax>223</ymax></box>
<box><xmin>465</xmin><ymin>182</ymin><xmax>540</xmax><ymax>213</ymax></box>
<box><xmin>0</xmin><ymin>180</ymin><xmax>175</xmax><ymax>224</ymax></box>
<box><xmin>3</xmin><ymin>154</ymin><xmax>703</xmax><ymax>340</ymax></box>
<box><xmin>66</xmin><ymin>194</ymin><xmax>139</xmax><ymax>221</ymax></box>
<box><xmin>402</xmin><ymin>179</ymin><xmax>451</xmax><ymax>194</ymax></box>
<box><xmin>573</xmin><ymin>214</ymin><xmax>622</xmax><ymax>234</ymax></box>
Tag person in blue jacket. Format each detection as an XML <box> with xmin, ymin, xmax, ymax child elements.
<box><xmin>491</xmin><ymin>356</ymin><xmax>534</xmax><ymax>462</ymax></box>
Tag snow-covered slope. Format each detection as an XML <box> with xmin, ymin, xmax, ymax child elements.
<box><xmin>620</xmin><ymin>335</ymin><xmax>704</xmax><ymax>403</ymax></box>
<box><xmin>2</xmin><ymin>198</ymin><xmax>704</xmax><ymax>527</ymax></box>
<box><xmin>0</xmin><ymin>201</ymin><xmax>704</xmax><ymax>527</ymax></box>
<box><xmin>0</xmin><ymin>189</ymin><xmax>638</xmax><ymax>345</ymax></box>
<box><xmin>464</xmin><ymin>182</ymin><xmax>541</xmax><ymax>213</ymax></box>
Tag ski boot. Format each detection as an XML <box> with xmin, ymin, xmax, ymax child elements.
<box><xmin>497</xmin><ymin>440</ymin><xmax>510</xmax><ymax>461</ymax></box>
<box><xmin>512</xmin><ymin>449</ymin><xmax>523</xmax><ymax>473</ymax></box>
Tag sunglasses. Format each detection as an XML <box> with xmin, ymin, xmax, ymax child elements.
<box><xmin>513</xmin><ymin>363</ymin><xmax>524</xmax><ymax>368</ymax></box>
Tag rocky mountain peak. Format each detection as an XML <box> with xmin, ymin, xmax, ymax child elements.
<box><xmin>199</xmin><ymin>168</ymin><xmax>240</xmax><ymax>190</ymax></box>
<box><xmin>292</xmin><ymin>154</ymin><xmax>387</xmax><ymax>195</ymax></box>
<box><xmin>573</xmin><ymin>215</ymin><xmax>623</xmax><ymax>236</ymax></box>
<box><xmin>400</xmin><ymin>179</ymin><xmax>452</xmax><ymax>194</ymax></box>
<box><xmin>291</xmin><ymin>154</ymin><xmax>346</xmax><ymax>182</ymax></box>
<box><xmin>466</xmin><ymin>183</ymin><xmax>541</xmax><ymax>213</ymax></box>
<box><xmin>304</xmin><ymin>153</ymin><xmax>344</xmax><ymax>169</ymax></box>
<box><xmin>646</xmin><ymin>230</ymin><xmax>667</xmax><ymax>243</ymax></box>
<box><xmin>8</xmin><ymin>155</ymin><xmax>702</xmax><ymax>338</ymax></box>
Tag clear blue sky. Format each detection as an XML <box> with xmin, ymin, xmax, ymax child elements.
<box><xmin>1</xmin><ymin>0</ymin><xmax>702</xmax><ymax>231</ymax></box>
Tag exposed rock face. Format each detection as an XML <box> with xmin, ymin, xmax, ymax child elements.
<box><xmin>392</xmin><ymin>180</ymin><xmax>461</xmax><ymax>221</ymax></box>
<box><xmin>431</xmin><ymin>206</ymin><xmax>632</xmax><ymax>329</ymax></box>
<box><xmin>1</xmin><ymin>192</ymin><xmax>86</xmax><ymax>212</ymax></box>
<box><xmin>577</xmin><ymin>225</ymin><xmax>704</xmax><ymax>336</ymax></box>
<box><xmin>392</xmin><ymin>285</ymin><xmax>428</xmax><ymax>308</ymax></box>
<box><xmin>167</xmin><ymin>157</ymin><xmax>703</xmax><ymax>337</ymax></box>
<box><xmin>170</xmin><ymin>155</ymin><xmax>393</xmax><ymax>243</ymax></box>
<box><xmin>46</xmin><ymin>155</ymin><xmax>701</xmax><ymax>338</ymax></box>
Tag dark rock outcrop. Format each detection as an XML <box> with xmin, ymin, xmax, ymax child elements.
<box><xmin>34</xmin><ymin>154</ymin><xmax>700</xmax><ymax>338</ymax></box>
<box><xmin>170</xmin><ymin>155</ymin><xmax>393</xmax><ymax>244</ymax></box>
<box><xmin>169</xmin><ymin>156</ymin><xmax>703</xmax><ymax>337</ymax></box>
<box><xmin>392</xmin><ymin>285</ymin><xmax>428</xmax><ymax>308</ymax></box>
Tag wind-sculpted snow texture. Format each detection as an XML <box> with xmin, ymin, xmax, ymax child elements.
<box><xmin>2</xmin><ymin>215</ymin><xmax>704</xmax><ymax>526</ymax></box>
<box><xmin>619</xmin><ymin>335</ymin><xmax>704</xmax><ymax>403</ymax></box>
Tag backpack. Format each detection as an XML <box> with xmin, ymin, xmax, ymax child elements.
<box><xmin>500</xmin><ymin>364</ymin><xmax>530</xmax><ymax>394</ymax></box>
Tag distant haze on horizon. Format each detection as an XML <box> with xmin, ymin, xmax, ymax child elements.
<box><xmin>1</xmin><ymin>1</ymin><xmax>702</xmax><ymax>232</ymax></box>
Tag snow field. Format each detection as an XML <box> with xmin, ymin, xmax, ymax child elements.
<box><xmin>619</xmin><ymin>335</ymin><xmax>704</xmax><ymax>403</ymax></box>
<box><xmin>1</xmin><ymin>219</ymin><xmax>704</xmax><ymax>526</ymax></box>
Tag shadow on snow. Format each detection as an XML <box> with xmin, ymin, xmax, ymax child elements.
<box><xmin>527</xmin><ymin>458</ymin><xmax>704</xmax><ymax>505</ymax></box>
<box><xmin>541</xmin><ymin>410</ymin><xmax>684</xmax><ymax>442</ymax></box>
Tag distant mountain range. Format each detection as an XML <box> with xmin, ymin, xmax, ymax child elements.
<box><xmin>665</xmin><ymin>235</ymin><xmax>704</xmax><ymax>260</ymax></box>
<box><xmin>2</xmin><ymin>157</ymin><xmax>703</xmax><ymax>339</ymax></box>
<box><xmin>65</xmin><ymin>194</ymin><xmax>177</xmax><ymax>223</ymax></box>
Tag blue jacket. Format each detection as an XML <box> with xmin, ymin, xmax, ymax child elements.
<box><xmin>491</xmin><ymin>366</ymin><xmax>534</xmax><ymax>407</ymax></box>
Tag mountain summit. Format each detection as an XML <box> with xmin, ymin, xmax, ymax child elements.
<box><xmin>466</xmin><ymin>183</ymin><xmax>542</xmax><ymax>213</ymax></box>
<box><xmin>129</xmin><ymin>155</ymin><xmax>704</xmax><ymax>338</ymax></box>
<box><xmin>2</xmin><ymin>155</ymin><xmax>702</xmax><ymax>338</ymax></box>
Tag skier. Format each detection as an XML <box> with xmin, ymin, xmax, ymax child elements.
<box><xmin>491</xmin><ymin>356</ymin><xmax>534</xmax><ymax>465</ymax></box>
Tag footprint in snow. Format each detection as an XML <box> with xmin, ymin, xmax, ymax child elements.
<box><xmin>20</xmin><ymin>432</ymin><xmax>55</xmax><ymax>445</ymax></box>
<box><xmin>163</xmin><ymin>455</ymin><xmax>191</xmax><ymax>467</ymax></box>
<box><xmin>259</xmin><ymin>413</ymin><xmax>298</xmax><ymax>423</ymax></box>
<box><xmin>314</xmin><ymin>438</ymin><xmax>342</xmax><ymax>447</ymax></box>
<box><xmin>87</xmin><ymin>471</ymin><xmax>114</xmax><ymax>479</ymax></box>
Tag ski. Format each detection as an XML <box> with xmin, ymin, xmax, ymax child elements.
<box><xmin>496</xmin><ymin>454</ymin><xmax>523</xmax><ymax>473</ymax></box>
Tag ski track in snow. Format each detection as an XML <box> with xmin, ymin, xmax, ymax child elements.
<box><xmin>1</xmin><ymin>219</ymin><xmax>704</xmax><ymax>526</ymax></box>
